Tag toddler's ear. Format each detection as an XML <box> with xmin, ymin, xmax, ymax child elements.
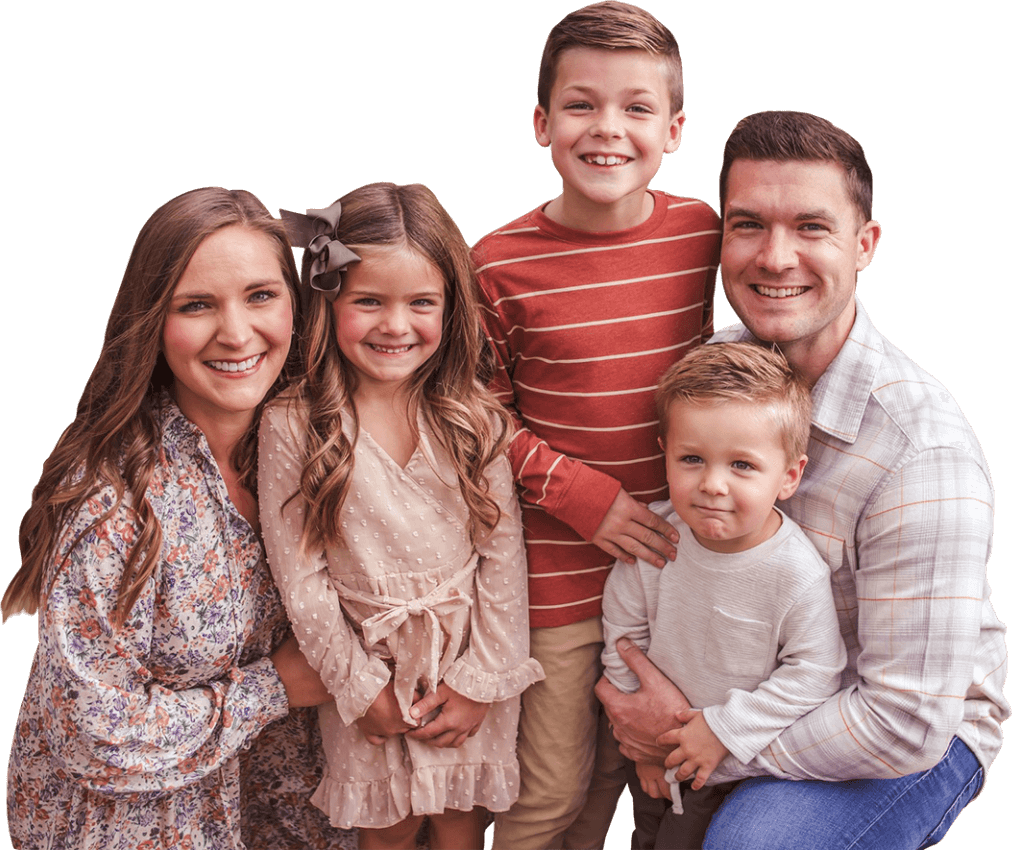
<box><xmin>778</xmin><ymin>455</ymin><xmax>808</xmax><ymax>501</ymax></box>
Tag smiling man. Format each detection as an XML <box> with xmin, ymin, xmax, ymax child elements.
<box><xmin>597</xmin><ymin>111</ymin><xmax>1009</xmax><ymax>849</ymax></box>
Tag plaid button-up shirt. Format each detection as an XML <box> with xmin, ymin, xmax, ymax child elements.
<box><xmin>710</xmin><ymin>301</ymin><xmax>1008</xmax><ymax>781</ymax></box>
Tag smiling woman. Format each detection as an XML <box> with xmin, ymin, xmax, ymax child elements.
<box><xmin>161</xmin><ymin>226</ymin><xmax>295</xmax><ymax>510</ymax></box>
<box><xmin>2</xmin><ymin>189</ymin><xmax>355</xmax><ymax>850</ymax></box>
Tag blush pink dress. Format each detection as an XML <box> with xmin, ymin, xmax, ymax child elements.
<box><xmin>258</xmin><ymin>398</ymin><xmax>543</xmax><ymax>829</ymax></box>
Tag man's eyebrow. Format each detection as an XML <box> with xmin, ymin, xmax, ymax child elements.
<box><xmin>796</xmin><ymin>209</ymin><xmax>839</xmax><ymax>224</ymax></box>
<box><xmin>724</xmin><ymin>206</ymin><xmax>761</xmax><ymax>220</ymax></box>
<box><xmin>724</xmin><ymin>206</ymin><xmax>840</xmax><ymax>225</ymax></box>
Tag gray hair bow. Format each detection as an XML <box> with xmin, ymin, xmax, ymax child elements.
<box><xmin>280</xmin><ymin>201</ymin><xmax>361</xmax><ymax>305</ymax></box>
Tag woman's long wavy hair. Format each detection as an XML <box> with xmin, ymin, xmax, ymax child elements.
<box><xmin>2</xmin><ymin>188</ymin><xmax>301</xmax><ymax>625</ymax></box>
<box><xmin>293</xmin><ymin>182</ymin><xmax>511</xmax><ymax>552</ymax></box>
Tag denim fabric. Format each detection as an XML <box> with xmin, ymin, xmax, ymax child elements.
<box><xmin>703</xmin><ymin>738</ymin><xmax>983</xmax><ymax>850</ymax></box>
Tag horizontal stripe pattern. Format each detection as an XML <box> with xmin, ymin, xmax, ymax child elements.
<box><xmin>473</xmin><ymin>191</ymin><xmax>720</xmax><ymax>627</ymax></box>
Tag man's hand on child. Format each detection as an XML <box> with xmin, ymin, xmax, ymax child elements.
<box><xmin>592</xmin><ymin>489</ymin><xmax>679</xmax><ymax>568</ymax></box>
<box><xmin>407</xmin><ymin>682</ymin><xmax>490</xmax><ymax>748</ymax></box>
<box><xmin>635</xmin><ymin>762</ymin><xmax>673</xmax><ymax>801</ymax></box>
<box><xmin>660</xmin><ymin>708</ymin><xmax>729</xmax><ymax>791</ymax></box>
<box><xmin>596</xmin><ymin>637</ymin><xmax>692</xmax><ymax>764</ymax></box>
<box><xmin>357</xmin><ymin>680</ymin><xmax>414</xmax><ymax>745</ymax></box>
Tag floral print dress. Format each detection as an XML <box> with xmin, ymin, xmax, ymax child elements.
<box><xmin>6</xmin><ymin>397</ymin><xmax>355</xmax><ymax>850</ymax></box>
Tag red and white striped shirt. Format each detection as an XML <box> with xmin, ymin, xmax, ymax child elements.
<box><xmin>473</xmin><ymin>191</ymin><xmax>720</xmax><ymax>627</ymax></box>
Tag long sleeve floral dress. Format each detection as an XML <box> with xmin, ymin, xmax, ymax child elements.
<box><xmin>6</xmin><ymin>397</ymin><xmax>355</xmax><ymax>850</ymax></box>
<box><xmin>258</xmin><ymin>398</ymin><xmax>544</xmax><ymax>829</ymax></box>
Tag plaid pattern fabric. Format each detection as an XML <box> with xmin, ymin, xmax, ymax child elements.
<box><xmin>708</xmin><ymin>301</ymin><xmax>1008</xmax><ymax>781</ymax></box>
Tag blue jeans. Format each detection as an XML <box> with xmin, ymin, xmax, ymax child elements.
<box><xmin>703</xmin><ymin>738</ymin><xmax>983</xmax><ymax>850</ymax></box>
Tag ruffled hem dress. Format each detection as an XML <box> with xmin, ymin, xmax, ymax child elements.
<box><xmin>258</xmin><ymin>398</ymin><xmax>544</xmax><ymax>829</ymax></box>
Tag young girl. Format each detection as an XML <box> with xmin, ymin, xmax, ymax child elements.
<box><xmin>259</xmin><ymin>183</ymin><xmax>543</xmax><ymax>849</ymax></box>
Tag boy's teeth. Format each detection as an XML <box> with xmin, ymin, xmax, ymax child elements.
<box><xmin>207</xmin><ymin>354</ymin><xmax>262</xmax><ymax>372</ymax></box>
<box><xmin>585</xmin><ymin>155</ymin><xmax>626</xmax><ymax>165</ymax></box>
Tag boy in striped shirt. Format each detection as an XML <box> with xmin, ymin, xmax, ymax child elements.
<box><xmin>472</xmin><ymin>4</ymin><xmax>720</xmax><ymax>848</ymax></box>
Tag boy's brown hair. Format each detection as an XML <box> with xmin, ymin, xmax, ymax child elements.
<box><xmin>538</xmin><ymin>2</ymin><xmax>682</xmax><ymax>112</ymax></box>
<box><xmin>656</xmin><ymin>342</ymin><xmax>812</xmax><ymax>462</ymax></box>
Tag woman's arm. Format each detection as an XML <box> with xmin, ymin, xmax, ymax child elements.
<box><xmin>37</xmin><ymin>491</ymin><xmax>290</xmax><ymax>796</ymax></box>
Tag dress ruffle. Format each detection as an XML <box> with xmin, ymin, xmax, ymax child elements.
<box><xmin>443</xmin><ymin>655</ymin><xmax>545</xmax><ymax>703</ymax></box>
<box><xmin>311</xmin><ymin>756</ymin><xmax>521</xmax><ymax>828</ymax></box>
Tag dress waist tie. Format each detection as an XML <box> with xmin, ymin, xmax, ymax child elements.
<box><xmin>334</xmin><ymin>565</ymin><xmax>476</xmax><ymax>724</ymax></box>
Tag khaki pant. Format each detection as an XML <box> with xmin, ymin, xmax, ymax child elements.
<box><xmin>492</xmin><ymin>618</ymin><xmax>626</xmax><ymax>850</ymax></box>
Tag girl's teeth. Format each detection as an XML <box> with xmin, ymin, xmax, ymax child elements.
<box><xmin>370</xmin><ymin>344</ymin><xmax>412</xmax><ymax>354</ymax></box>
<box><xmin>207</xmin><ymin>354</ymin><xmax>262</xmax><ymax>372</ymax></box>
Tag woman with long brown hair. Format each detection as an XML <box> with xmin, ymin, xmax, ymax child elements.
<box><xmin>4</xmin><ymin>188</ymin><xmax>353</xmax><ymax>849</ymax></box>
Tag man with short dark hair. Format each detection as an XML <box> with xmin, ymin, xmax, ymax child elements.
<box><xmin>597</xmin><ymin>110</ymin><xmax>1009</xmax><ymax>848</ymax></box>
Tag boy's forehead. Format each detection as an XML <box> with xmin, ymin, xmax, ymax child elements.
<box><xmin>663</xmin><ymin>398</ymin><xmax>785</xmax><ymax>441</ymax></box>
<box><xmin>550</xmin><ymin>46</ymin><xmax>675</xmax><ymax>100</ymax></box>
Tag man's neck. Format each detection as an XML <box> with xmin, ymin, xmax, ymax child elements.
<box><xmin>779</xmin><ymin>303</ymin><xmax>857</xmax><ymax>388</ymax></box>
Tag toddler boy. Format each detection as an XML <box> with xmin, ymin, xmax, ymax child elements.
<box><xmin>472</xmin><ymin>3</ymin><xmax>721</xmax><ymax>848</ymax></box>
<box><xmin>602</xmin><ymin>342</ymin><xmax>847</xmax><ymax>849</ymax></box>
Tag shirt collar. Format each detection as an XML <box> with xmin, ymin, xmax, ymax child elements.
<box><xmin>808</xmin><ymin>299</ymin><xmax>884</xmax><ymax>445</ymax></box>
<box><xmin>155</xmin><ymin>389</ymin><xmax>218</xmax><ymax>467</ymax></box>
<box><xmin>713</xmin><ymin>300</ymin><xmax>884</xmax><ymax>447</ymax></box>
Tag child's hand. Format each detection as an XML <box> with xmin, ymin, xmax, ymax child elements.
<box><xmin>635</xmin><ymin>761</ymin><xmax>672</xmax><ymax>800</ymax></box>
<box><xmin>592</xmin><ymin>489</ymin><xmax>678</xmax><ymax>568</ymax></box>
<box><xmin>356</xmin><ymin>681</ymin><xmax>413</xmax><ymax>745</ymax></box>
<box><xmin>659</xmin><ymin>708</ymin><xmax>729</xmax><ymax>790</ymax></box>
<box><xmin>405</xmin><ymin>682</ymin><xmax>489</xmax><ymax>748</ymax></box>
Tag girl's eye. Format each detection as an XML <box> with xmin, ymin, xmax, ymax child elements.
<box><xmin>681</xmin><ymin>455</ymin><xmax>703</xmax><ymax>465</ymax></box>
<box><xmin>178</xmin><ymin>300</ymin><xmax>209</xmax><ymax>314</ymax></box>
<box><xmin>354</xmin><ymin>297</ymin><xmax>380</xmax><ymax>307</ymax></box>
<box><xmin>249</xmin><ymin>289</ymin><xmax>279</xmax><ymax>304</ymax></box>
<box><xmin>412</xmin><ymin>298</ymin><xmax>439</xmax><ymax>308</ymax></box>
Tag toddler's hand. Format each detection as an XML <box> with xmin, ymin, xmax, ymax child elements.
<box><xmin>635</xmin><ymin>761</ymin><xmax>672</xmax><ymax>800</ymax></box>
<box><xmin>592</xmin><ymin>489</ymin><xmax>678</xmax><ymax>568</ymax></box>
<box><xmin>406</xmin><ymin>682</ymin><xmax>489</xmax><ymax>748</ymax></box>
<box><xmin>659</xmin><ymin>708</ymin><xmax>729</xmax><ymax>790</ymax></box>
<box><xmin>356</xmin><ymin>681</ymin><xmax>413</xmax><ymax>745</ymax></box>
